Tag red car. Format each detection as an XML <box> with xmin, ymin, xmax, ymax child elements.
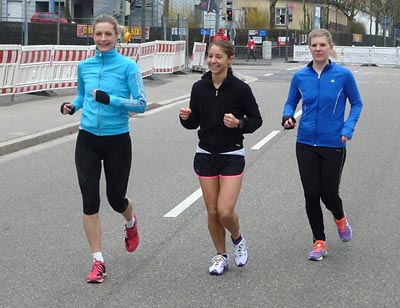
<box><xmin>31</xmin><ymin>12</ymin><xmax>68</xmax><ymax>24</ymax></box>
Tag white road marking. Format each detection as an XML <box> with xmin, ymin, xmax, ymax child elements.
<box><xmin>251</xmin><ymin>130</ymin><xmax>280</xmax><ymax>150</ymax></box>
<box><xmin>164</xmin><ymin>188</ymin><xmax>203</xmax><ymax>218</ymax></box>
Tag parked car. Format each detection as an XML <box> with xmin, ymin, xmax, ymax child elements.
<box><xmin>31</xmin><ymin>12</ymin><xmax>68</xmax><ymax>24</ymax></box>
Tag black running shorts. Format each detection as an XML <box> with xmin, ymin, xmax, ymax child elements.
<box><xmin>194</xmin><ymin>153</ymin><xmax>245</xmax><ymax>178</ymax></box>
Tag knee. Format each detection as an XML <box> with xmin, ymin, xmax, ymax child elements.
<box><xmin>304</xmin><ymin>188</ymin><xmax>320</xmax><ymax>203</ymax></box>
<box><xmin>83</xmin><ymin>198</ymin><xmax>100</xmax><ymax>215</ymax></box>
<box><xmin>218</xmin><ymin>208</ymin><xmax>234</xmax><ymax>223</ymax></box>
<box><xmin>107</xmin><ymin>194</ymin><xmax>128</xmax><ymax>213</ymax></box>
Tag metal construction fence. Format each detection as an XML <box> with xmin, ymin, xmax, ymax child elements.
<box><xmin>294</xmin><ymin>45</ymin><xmax>400</xmax><ymax>67</ymax></box>
<box><xmin>0</xmin><ymin>40</ymin><xmax>185</xmax><ymax>98</ymax></box>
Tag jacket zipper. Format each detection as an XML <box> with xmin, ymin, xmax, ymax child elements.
<box><xmin>97</xmin><ymin>53</ymin><xmax>104</xmax><ymax>135</ymax></box>
<box><xmin>314</xmin><ymin>73</ymin><xmax>320</xmax><ymax>146</ymax></box>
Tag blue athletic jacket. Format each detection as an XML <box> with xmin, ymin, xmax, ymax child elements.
<box><xmin>71</xmin><ymin>48</ymin><xmax>146</xmax><ymax>136</ymax></box>
<box><xmin>283</xmin><ymin>61</ymin><xmax>362</xmax><ymax>147</ymax></box>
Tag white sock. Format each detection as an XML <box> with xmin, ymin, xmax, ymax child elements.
<box><xmin>92</xmin><ymin>252</ymin><xmax>104</xmax><ymax>263</ymax></box>
<box><xmin>125</xmin><ymin>215</ymin><xmax>135</xmax><ymax>229</ymax></box>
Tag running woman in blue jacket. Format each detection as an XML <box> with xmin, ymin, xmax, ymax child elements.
<box><xmin>61</xmin><ymin>15</ymin><xmax>146</xmax><ymax>282</ymax></box>
<box><xmin>282</xmin><ymin>29</ymin><xmax>362</xmax><ymax>261</ymax></box>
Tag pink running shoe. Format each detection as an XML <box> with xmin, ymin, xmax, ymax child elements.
<box><xmin>87</xmin><ymin>260</ymin><xmax>107</xmax><ymax>283</ymax></box>
<box><xmin>125</xmin><ymin>213</ymin><xmax>139</xmax><ymax>252</ymax></box>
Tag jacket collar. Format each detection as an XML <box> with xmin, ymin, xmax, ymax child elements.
<box><xmin>96</xmin><ymin>47</ymin><xmax>118</xmax><ymax>58</ymax></box>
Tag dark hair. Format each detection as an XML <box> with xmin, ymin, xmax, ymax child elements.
<box><xmin>208</xmin><ymin>40</ymin><xmax>234</xmax><ymax>58</ymax></box>
<box><xmin>93</xmin><ymin>14</ymin><xmax>120</xmax><ymax>35</ymax></box>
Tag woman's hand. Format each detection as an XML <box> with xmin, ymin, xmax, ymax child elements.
<box><xmin>179</xmin><ymin>107</ymin><xmax>192</xmax><ymax>120</ymax></box>
<box><xmin>224</xmin><ymin>113</ymin><xmax>240</xmax><ymax>128</ymax></box>
<box><xmin>283</xmin><ymin>117</ymin><xmax>296</xmax><ymax>129</ymax></box>
<box><xmin>60</xmin><ymin>102</ymin><xmax>74</xmax><ymax>115</ymax></box>
<box><xmin>341</xmin><ymin>135</ymin><xmax>349</xmax><ymax>143</ymax></box>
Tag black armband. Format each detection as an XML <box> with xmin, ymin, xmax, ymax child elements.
<box><xmin>95</xmin><ymin>90</ymin><xmax>110</xmax><ymax>105</ymax></box>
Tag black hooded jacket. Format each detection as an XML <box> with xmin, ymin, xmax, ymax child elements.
<box><xmin>180</xmin><ymin>70</ymin><xmax>263</xmax><ymax>153</ymax></box>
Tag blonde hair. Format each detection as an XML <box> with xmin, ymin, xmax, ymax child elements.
<box><xmin>308</xmin><ymin>28</ymin><xmax>337</xmax><ymax>60</ymax></box>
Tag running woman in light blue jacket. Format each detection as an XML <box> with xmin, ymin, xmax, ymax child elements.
<box><xmin>61</xmin><ymin>14</ymin><xmax>146</xmax><ymax>282</ymax></box>
<box><xmin>282</xmin><ymin>29</ymin><xmax>362</xmax><ymax>261</ymax></box>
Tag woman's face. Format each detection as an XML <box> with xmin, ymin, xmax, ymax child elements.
<box><xmin>309</xmin><ymin>35</ymin><xmax>332</xmax><ymax>65</ymax></box>
<box><xmin>207</xmin><ymin>45</ymin><xmax>233</xmax><ymax>75</ymax></box>
<box><xmin>93</xmin><ymin>22</ymin><xmax>118</xmax><ymax>52</ymax></box>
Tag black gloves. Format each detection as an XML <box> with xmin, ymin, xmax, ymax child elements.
<box><xmin>60</xmin><ymin>102</ymin><xmax>74</xmax><ymax>115</ymax></box>
<box><xmin>281</xmin><ymin>115</ymin><xmax>296</xmax><ymax>129</ymax></box>
<box><xmin>95</xmin><ymin>90</ymin><xmax>110</xmax><ymax>105</ymax></box>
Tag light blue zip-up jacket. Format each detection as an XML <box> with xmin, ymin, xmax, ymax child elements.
<box><xmin>71</xmin><ymin>48</ymin><xmax>146</xmax><ymax>136</ymax></box>
<box><xmin>283</xmin><ymin>61</ymin><xmax>362</xmax><ymax>147</ymax></box>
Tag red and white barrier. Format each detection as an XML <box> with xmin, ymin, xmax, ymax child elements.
<box><xmin>0</xmin><ymin>45</ymin><xmax>21</xmax><ymax>95</ymax></box>
<box><xmin>173</xmin><ymin>41</ymin><xmax>185</xmax><ymax>73</ymax></box>
<box><xmin>48</xmin><ymin>45</ymin><xmax>92</xmax><ymax>90</ymax></box>
<box><xmin>190</xmin><ymin>42</ymin><xmax>206</xmax><ymax>72</ymax></box>
<box><xmin>153</xmin><ymin>41</ymin><xmax>177</xmax><ymax>74</ymax></box>
<box><xmin>117</xmin><ymin>43</ymin><xmax>140</xmax><ymax>62</ymax></box>
<box><xmin>14</xmin><ymin>45</ymin><xmax>54</xmax><ymax>94</ymax></box>
<box><xmin>137</xmin><ymin>42</ymin><xmax>156</xmax><ymax>78</ymax></box>
<box><xmin>0</xmin><ymin>40</ymin><xmax>187</xmax><ymax>97</ymax></box>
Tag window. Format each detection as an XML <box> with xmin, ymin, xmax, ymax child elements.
<box><xmin>276</xmin><ymin>8</ymin><xmax>286</xmax><ymax>25</ymax></box>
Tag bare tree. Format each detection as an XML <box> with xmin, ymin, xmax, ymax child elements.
<box><xmin>333</xmin><ymin>0</ymin><xmax>367</xmax><ymax>30</ymax></box>
<box><xmin>269</xmin><ymin>0</ymin><xmax>278</xmax><ymax>29</ymax></box>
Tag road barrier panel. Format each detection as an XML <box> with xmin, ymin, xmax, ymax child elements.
<box><xmin>14</xmin><ymin>45</ymin><xmax>54</xmax><ymax>95</ymax></box>
<box><xmin>49</xmin><ymin>45</ymin><xmax>91</xmax><ymax>90</ymax></box>
<box><xmin>0</xmin><ymin>45</ymin><xmax>21</xmax><ymax>95</ymax></box>
<box><xmin>190</xmin><ymin>42</ymin><xmax>206</xmax><ymax>73</ymax></box>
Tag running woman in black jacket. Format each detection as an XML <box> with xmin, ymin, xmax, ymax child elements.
<box><xmin>179</xmin><ymin>40</ymin><xmax>262</xmax><ymax>275</ymax></box>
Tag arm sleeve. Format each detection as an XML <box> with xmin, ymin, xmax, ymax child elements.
<box><xmin>180</xmin><ymin>84</ymin><xmax>200</xmax><ymax>129</ymax></box>
<box><xmin>342</xmin><ymin>71</ymin><xmax>363</xmax><ymax>139</ymax></box>
<box><xmin>238</xmin><ymin>83</ymin><xmax>263</xmax><ymax>134</ymax></box>
<box><xmin>108</xmin><ymin>62</ymin><xmax>147</xmax><ymax>113</ymax></box>
<box><xmin>282</xmin><ymin>74</ymin><xmax>301</xmax><ymax>117</ymax></box>
<box><xmin>71</xmin><ymin>64</ymin><xmax>85</xmax><ymax>113</ymax></box>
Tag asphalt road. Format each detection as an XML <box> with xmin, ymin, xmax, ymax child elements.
<box><xmin>0</xmin><ymin>63</ymin><xmax>399</xmax><ymax>308</ymax></box>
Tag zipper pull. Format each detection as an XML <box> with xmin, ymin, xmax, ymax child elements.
<box><xmin>215</xmin><ymin>89</ymin><xmax>218</xmax><ymax>96</ymax></box>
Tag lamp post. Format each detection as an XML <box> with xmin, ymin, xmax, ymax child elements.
<box><xmin>23</xmin><ymin>0</ymin><xmax>28</xmax><ymax>45</ymax></box>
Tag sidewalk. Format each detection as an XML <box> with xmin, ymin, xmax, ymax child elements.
<box><xmin>0</xmin><ymin>72</ymin><xmax>201</xmax><ymax>156</ymax></box>
<box><xmin>0</xmin><ymin>67</ymin><xmax>260</xmax><ymax>156</ymax></box>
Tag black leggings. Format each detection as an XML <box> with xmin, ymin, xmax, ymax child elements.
<box><xmin>296</xmin><ymin>142</ymin><xmax>346</xmax><ymax>241</ymax></box>
<box><xmin>75</xmin><ymin>130</ymin><xmax>132</xmax><ymax>215</ymax></box>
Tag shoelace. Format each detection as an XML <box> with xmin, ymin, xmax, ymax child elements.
<box><xmin>313</xmin><ymin>241</ymin><xmax>326</xmax><ymax>252</ymax></box>
<box><xmin>234</xmin><ymin>241</ymin><xmax>246</xmax><ymax>257</ymax></box>
<box><xmin>92</xmin><ymin>261</ymin><xmax>105</xmax><ymax>275</ymax></box>
<box><xmin>211</xmin><ymin>255</ymin><xmax>227</xmax><ymax>267</ymax></box>
<box><xmin>336</xmin><ymin>218</ymin><xmax>347</xmax><ymax>233</ymax></box>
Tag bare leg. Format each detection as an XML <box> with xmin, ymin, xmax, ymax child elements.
<box><xmin>82</xmin><ymin>213</ymin><xmax>102</xmax><ymax>253</ymax></box>
<box><xmin>199</xmin><ymin>177</ymin><xmax>226</xmax><ymax>253</ymax></box>
<box><xmin>218</xmin><ymin>176</ymin><xmax>243</xmax><ymax>240</ymax></box>
<box><xmin>121</xmin><ymin>198</ymin><xmax>134</xmax><ymax>222</ymax></box>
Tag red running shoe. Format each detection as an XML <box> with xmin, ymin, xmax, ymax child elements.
<box><xmin>125</xmin><ymin>213</ymin><xmax>139</xmax><ymax>252</ymax></box>
<box><xmin>87</xmin><ymin>259</ymin><xmax>107</xmax><ymax>283</ymax></box>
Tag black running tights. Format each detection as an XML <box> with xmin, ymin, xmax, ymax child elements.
<box><xmin>75</xmin><ymin>130</ymin><xmax>132</xmax><ymax>215</ymax></box>
<box><xmin>296</xmin><ymin>142</ymin><xmax>346</xmax><ymax>241</ymax></box>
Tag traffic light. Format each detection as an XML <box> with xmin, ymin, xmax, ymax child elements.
<box><xmin>226</xmin><ymin>0</ymin><xmax>233</xmax><ymax>21</ymax></box>
<box><xmin>279</xmin><ymin>14</ymin><xmax>285</xmax><ymax>24</ymax></box>
<box><xmin>288</xmin><ymin>13</ymin><xmax>293</xmax><ymax>23</ymax></box>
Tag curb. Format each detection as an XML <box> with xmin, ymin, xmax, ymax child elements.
<box><xmin>0</xmin><ymin>95</ymin><xmax>191</xmax><ymax>157</ymax></box>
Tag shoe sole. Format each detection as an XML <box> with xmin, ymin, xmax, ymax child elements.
<box><xmin>209</xmin><ymin>267</ymin><xmax>228</xmax><ymax>275</ymax></box>
<box><xmin>87</xmin><ymin>275</ymin><xmax>107</xmax><ymax>283</ymax></box>
<box><xmin>235</xmin><ymin>258</ymin><xmax>248</xmax><ymax>267</ymax></box>
<box><xmin>308</xmin><ymin>252</ymin><xmax>327</xmax><ymax>261</ymax></box>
